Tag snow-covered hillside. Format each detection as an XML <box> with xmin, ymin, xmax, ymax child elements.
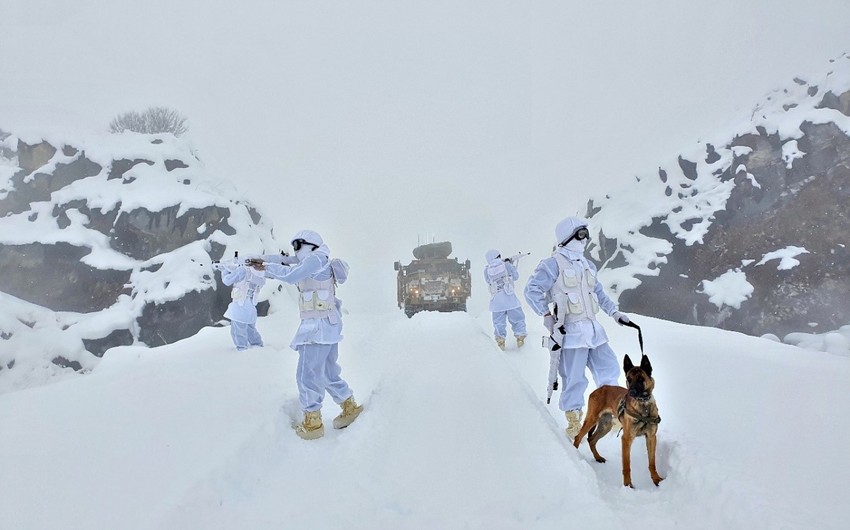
<box><xmin>1</xmin><ymin>308</ymin><xmax>846</xmax><ymax>529</ymax></box>
<box><xmin>586</xmin><ymin>54</ymin><xmax>850</xmax><ymax>352</ymax></box>
<box><xmin>589</xmin><ymin>54</ymin><xmax>850</xmax><ymax>291</ymax></box>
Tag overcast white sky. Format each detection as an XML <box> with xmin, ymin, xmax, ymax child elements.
<box><xmin>2</xmin><ymin>0</ymin><xmax>849</xmax><ymax>311</ymax></box>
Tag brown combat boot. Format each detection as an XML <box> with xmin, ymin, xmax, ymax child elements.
<box><xmin>333</xmin><ymin>396</ymin><xmax>364</xmax><ymax>429</ymax></box>
<box><xmin>295</xmin><ymin>410</ymin><xmax>324</xmax><ymax>440</ymax></box>
<box><xmin>565</xmin><ymin>409</ymin><xmax>583</xmax><ymax>439</ymax></box>
<box><xmin>515</xmin><ymin>335</ymin><xmax>526</xmax><ymax>348</ymax></box>
<box><xmin>495</xmin><ymin>336</ymin><xmax>506</xmax><ymax>350</ymax></box>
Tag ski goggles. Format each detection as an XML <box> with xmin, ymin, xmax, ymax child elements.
<box><xmin>559</xmin><ymin>226</ymin><xmax>590</xmax><ymax>247</ymax></box>
<box><xmin>292</xmin><ymin>238</ymin><xmax>319</xmax><ymax>251</ymax></box>
<box><xmin>574</xmin><ymin>227</ymin><xmax>589</xmax><ymax>241</ymax></box>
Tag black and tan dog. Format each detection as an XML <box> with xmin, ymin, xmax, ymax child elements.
<box><xmin>572</xmin><ymin>354</ymin><xmax>663</xmax><ymax>488</ymax></box>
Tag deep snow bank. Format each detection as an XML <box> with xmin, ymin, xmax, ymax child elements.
<box><xmin>1</xmin><ymin>308</ymin><xmax>847</xmax><ymax>529</ymax></box>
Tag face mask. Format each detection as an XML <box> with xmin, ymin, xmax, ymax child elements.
<box><xmin>564</xmin><ymin>238</ymin><xmax>587</xmax><ymax>252</ymax></box>
<box><xmin>296</xmin><ymin>247</ymin><xmax>312</xmax><ymax>260</ymax></box>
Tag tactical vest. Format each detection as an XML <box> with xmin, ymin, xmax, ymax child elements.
<box><xmin>296</xmin><ymin>258</ymin><xmax>346</xmax><ymax>321</ymax></box>
<box><xmin>231</xmin><ymin>271</ymin><xmax>264</xmax><ymax>305</ymax></box>
<box><xmin>550</xmin><ymin>253</ymin><xmax>599</xmax><ymax>326</ymax></box>
<box><xmin>486</xmin><ymin>261</ymin><xmax>515</xmax><ymax>296</ymax></box>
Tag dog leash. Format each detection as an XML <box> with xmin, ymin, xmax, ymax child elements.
<box><xmin>621</xmin><ymin>320</ymin><xmax>643</xmax><ymax>353</ymax></box>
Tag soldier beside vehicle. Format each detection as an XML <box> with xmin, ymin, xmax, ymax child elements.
<box><xmin>483</xmin><ymin>249</ymin><xmax>528</xmax><ymax>350</ymax></box>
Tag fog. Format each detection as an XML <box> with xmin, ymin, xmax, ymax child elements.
<box><xmin>2</xmin><ymin>0</ymin><xmax>850</xmax><ymax>313</ymax></box>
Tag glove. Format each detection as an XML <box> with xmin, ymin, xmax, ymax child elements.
<box><xmin>613</xmin><ymin>311</ymin><xmax>630</xmax><ymax>326</ymax></box>
<box><xmin>543</xmin><ymin>314</ymin><xmax>555</xmax><ymax>334</ymax></box>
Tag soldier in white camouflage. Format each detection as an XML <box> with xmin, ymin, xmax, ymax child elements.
<box><xmin>264</xmin><ymin>230</ymin><xmax>363</xmax><ymax>440</ymax></box>
<box><xmin>524</xmin><ymin>217</ymin><xmax>630</xmax><ymax>439</ymax></box>
<box><xmin>484</xmin><ymin>249</ymin><xmax>527</xmax><ymax>350</ymax></box>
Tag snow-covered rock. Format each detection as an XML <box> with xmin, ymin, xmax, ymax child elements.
<box><xmin>586</xmin><ymin>54</ymin><xmax>850</xmax><ymax>347</ymax></box>
<box><xmin>0</xmin><ymin>129</ymin><xmax>286</xmax><ymax>392</ymax></box>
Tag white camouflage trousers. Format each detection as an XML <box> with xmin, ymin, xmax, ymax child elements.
<box><xmin>296</xmin><ymin>343</ymin><xmax>354</xmax><ymax>412</ymax></box>
<box><xmin>558</xmin><ymin>341</ymin><xmax>620</xmax><ymax>412</ymax></box>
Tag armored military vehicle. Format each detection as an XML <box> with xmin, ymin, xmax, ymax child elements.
<box><xmin>394</xmin><ymin>241</ymin><xmax>471</xmax><ymax>318</ymax></box>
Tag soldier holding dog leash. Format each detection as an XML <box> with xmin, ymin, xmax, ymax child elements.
<box><xmin>524</xmin><ymin>216</ymin><xmax>632</xmax><ymax>440</ymax></box>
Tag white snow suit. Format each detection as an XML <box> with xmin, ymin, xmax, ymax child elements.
<box><xmin>484</xmin><ymin>249</ymin><xmax>527</xmax><ymax>339</ymax></box>
<box><xmin>221</xmin><ymin>265</ymin><xmax>265</xmax><ymax>351</ymax></box>
<box><xmin>523</xmin><ymin>217</ymin><xmax>621</xmax><ymax>412</ymax></box>
<box><xmin>263</xmin><ymin>230</ymin><xmax>356</xmax><ymax>413</ymax></box>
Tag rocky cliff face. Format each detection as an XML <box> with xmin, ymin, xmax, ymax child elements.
<box><xmin>0</xmin><ymin>130</ymin><xmax>284</xmax><ymax>390</ymax></box>
<box><xmin>587</xmin><ymin>55</ymin><xmax>850</xmax><ymax>343</ymax></box>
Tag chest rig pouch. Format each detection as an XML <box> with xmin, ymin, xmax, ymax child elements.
<box><xmin>550</xmin><ymin>253</ymin><xmax>599</xmax><ymax>328</ymax></box>
<box><xmin>296</xmin><ymin>263</ymin><xmax>338</xmax><ymax>322</ymax></box>
<box><xmin>487</xmin><ymin>262</ymin><xmax>515</xmax><ymax>296</ymax></box>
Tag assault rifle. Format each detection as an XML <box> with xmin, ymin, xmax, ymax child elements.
<box><xmin>210</xmin><ymin>251</ymin><xmax>266</xmax><ymax>271</ymax></box>
<box><xmin>503</xmin><ymin>252</ymin><xmax>530</xmax><ymax>266</ymax></box>
<box><xmin>210</xmin><ymin>251</ymin><xmax>240</xmax><ymax>272</ymax></box>
<box><xmin>244</xmin><ymin>257</ymin><xmax>265</xmax><ymax>270</ymax></box>
<box><xmin>545</xmin><ymin>339</ymin><xmax>560</xmax><ymax>404</ymax></box>
<box><xmin>541</xmin><ymin>308</ymin><xmax>561</xmax><ymax>405</ymax></box>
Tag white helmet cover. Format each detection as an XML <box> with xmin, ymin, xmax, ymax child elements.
<box><xmin>555</xmin><ymin>217</ymin><xmax>588</xmax><ymax>245</ymax></box>
<box><xmin>291</xmin><ymin>229</ymin><xmax>324</xmax><ymax>248</ymax></box>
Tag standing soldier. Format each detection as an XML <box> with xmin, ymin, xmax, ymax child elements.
<box><xmin>484</xmin><ymin>249</ymin><xmax>527</xmax><ymax>350</ymax></box>
<box><xmin>523</xmin><ymin>217</ymin><xmax>630</xmax><ymax>439</ymax></box>
<box><xmin>263</xmin><ymin>230</ymin><xmax>363</xmax><ymax>440</ymax></box>
<box><xmin>214</xmin><ymin>256</ymin><xmax>266</xmax><ymax>352</ymax></box>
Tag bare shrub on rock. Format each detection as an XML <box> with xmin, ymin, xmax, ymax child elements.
<box><xmin>109</xmin><ymin>107</ymin><xmax>188</xmax><ymax>136</ymax></box>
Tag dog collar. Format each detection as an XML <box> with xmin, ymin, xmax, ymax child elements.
<box><xmin>618</xmin><ymin>397</ymin><xmax>661</xmax><ymax>425</ymax></box>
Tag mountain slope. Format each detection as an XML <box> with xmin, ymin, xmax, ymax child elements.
<box><xmin>586</xmin><ymin>54</ymin><xmax>850</xmax><ymax>348</ymax></box>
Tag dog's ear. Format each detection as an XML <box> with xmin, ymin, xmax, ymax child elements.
<box><xmin>623</xmin><ymin>354</ymin><xmax>634</xmax><ymax>373</ymax></box>
<box><xmin>640</xmin><ymin>355</ymin><xmax>653</xmax><ymax>377</ymax></box>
